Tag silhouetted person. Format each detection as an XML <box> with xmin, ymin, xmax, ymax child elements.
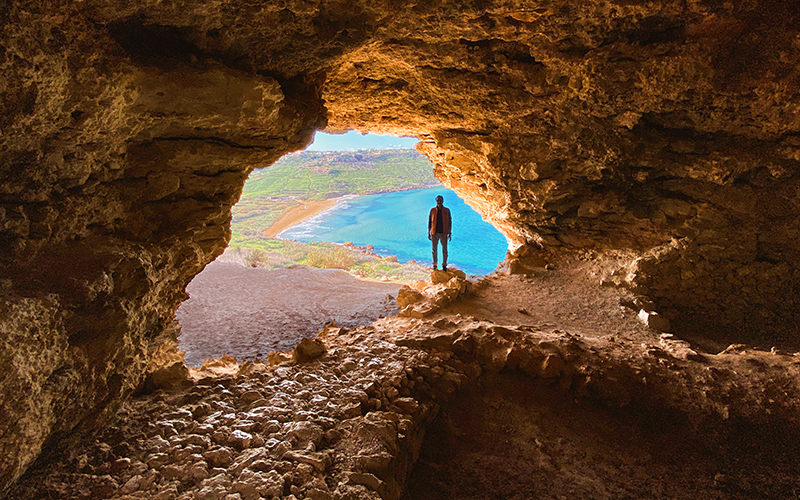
<box><xmin>428</xmin><ymin>195</ymin><xmax>452</xmax><ymax>270</ymax></box>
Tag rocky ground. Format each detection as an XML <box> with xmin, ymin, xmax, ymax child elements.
<box><xmin>8</xmin><ymin>263</ymin><xmax>800</xmax><ymax>499</ymax></box>
<box><xmin>176</xmin><ymin>262</ymin><xmax>402</xmax><ymax>367</ymax></box>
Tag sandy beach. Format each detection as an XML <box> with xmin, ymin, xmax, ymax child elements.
<box><xmin>261</xmin><ymin>198</ymin><xmax>341</xmax><ymax>238</ymax></box>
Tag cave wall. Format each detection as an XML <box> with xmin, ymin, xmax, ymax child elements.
<box><xmin>0</xmin><ymin>1</ymin><xmax>327</xmax><ymax>488</ymax></box>
<box><xmin>2</xmin><ymin>0</ymin><xmax>800</xmax><ymax>492</ymax></box>
<box><xmin>321</xmin><ymin>0</ymin><xmax>800</xmax><ymax>339</ymax></box>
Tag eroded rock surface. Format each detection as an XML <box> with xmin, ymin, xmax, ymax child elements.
<box><xmin>8</xmin><ymin>315</ymin><xmax>800</xmax><ymax>499</ymax></box>
<box><xmin>3</xmin><ymin>0</ymin><xmax>800</xmax><ymax>491</ymax></box>
<box><xmin>396</xmin><ymin>268</ymin><xmax>470</xmax><ymax>318</ymax></box>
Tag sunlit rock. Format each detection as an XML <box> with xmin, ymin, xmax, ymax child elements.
<box><xmin>396</xmin><ymin>287</ymin><xmax>425</xmax><ymax>309</ymax></box>
<box><xmin>398</xmin><ymin>268</ymin><xmax>471</xmax><ymax>318</ymax></box>
<box><xmin>292</xmin><ymin>338</ymin><xmax>327</xmax><ymax>363</ymax></box>
<box><xmin>430</xmin><ymin>268</ymin><xmax>467</xmax><ymax>285</ymax></box>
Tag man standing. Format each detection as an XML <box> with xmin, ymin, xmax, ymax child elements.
<box><xmin>428</xmin><ymin>195</ymin><xmax>452</xmax><ymax>270</ymax></box>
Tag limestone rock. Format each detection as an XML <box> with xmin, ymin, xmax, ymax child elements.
<box><xmin>145</xmin><ymin>362</ymin><xmax>190</xmax><ymax>391</ymax></box>
<box><xmin>8</xmin><ymin>313</ymin><xmax>800</xmax><ymax>499</ymax></box>
<box><xmin>203</xmin><ymin>448</ymin><xmax>234</xmax><ymax>468</ymax></box>
<box><xmin>398</xmin><ymin>268</ymin><xmax>471</xmax><ymax>319</ymax></box>
<box><xmin>268</xmin><ymin>351</ymin><xmax>293</xmax><ymax>366</ymax></box>
<box><xmin>293</xmin><ymin>338</ymin><xmax>327</xmax><ymax>364</ymax></box>
<box><xmin>347</xmin><ymin>472</ymin><xmax>384</xmax><ymax>493</ymax></box>
<box><xmin>232</xmin><ymin>470</ymin><xmax>284</xmax><ymax>500</ymax></box>
<box><xmin>397</xmin><ymin>287</ymin><xmax>425</xmax><ymax>308</ymax></box>
<box><xmin>431</xmin><ymin>269</ymin><xmax>467</xmax><ymax>285</ymax></box>
<box><xmin>228</xmin><ymin>430</ymin><xmax>253</xmax><ymax>450</ymax></box>
<box><xmin>638</xmin><ymin>310</ymin><xmax>672</xmax><ymax>333</ymax></box>
<box><xmin>285</xmin><ymin>421</ymin><xmax>324</xmax><ymax>449</ymax></box>
<box><xmin>398</xmin><ymin>303</ymin><xmax>438</xmax><ymax>319</ymax></box>
<box><xmin>283</xmin><ymin>450</ymin><xmax>328</xmax><ymax>473</ymax></box>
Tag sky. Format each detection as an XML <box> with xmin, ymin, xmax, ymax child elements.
<box><xmin>305</xmin><ymin>131</ymin><xmax>419</xmax><ymax>151</ymax></box>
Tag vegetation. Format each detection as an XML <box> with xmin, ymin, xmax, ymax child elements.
<box><xmin>221</xmin><ymin>242</ymin><xmax>431</xmax><ymax>282</ymax></box>
<box><xmin>241</xmin><ymin>149</ymin><xmax>438</xmax><ymax>200</ymax></box>
<box><xmin>223</xmin><ymin>148</ymin><xmax>436</xmax><ymax>282</ymax></box>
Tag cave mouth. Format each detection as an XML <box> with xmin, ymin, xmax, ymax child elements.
<box><xmin>220</xmin><ymin>128</ymin><xmax>507</xmax><ymax>276</ymax></box>
<box><xmin>404</xmin><ymin>371</ymin><xmax>800</xmax><ymax>500</ymax></box>
<box><xmin>175</xmin><ymin>130</ymin><xmax>509</xmax><ymax>368</ymax></box>
<box><xmin>175</xmin><ymin>130</ymin><xmax>428</xmax><ymax>367</ymax></box>
<box><xmin>219</xmin><ymin>129</ymin><xmax>436</xmax><ymax>276</ymax></box>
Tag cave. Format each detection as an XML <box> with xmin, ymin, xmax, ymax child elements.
<box><xmin>3</xmin><ymin>0</ymin><xmax>800</xmax><ymax>498</ymax></box>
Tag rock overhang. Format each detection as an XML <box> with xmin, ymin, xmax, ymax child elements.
<box><xmin>2</xmin><ymin>0</ymin><xmax>800</xmax><ymax>492</ymax></box>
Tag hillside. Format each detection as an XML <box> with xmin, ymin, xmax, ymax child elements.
<box><xmin>242</xmin><ymin>148</ymin><xmax>439</xmax><ymax>200</ymax></box>
<box><xmin>224</xmin><ymin>148</ymin><xmax>436</xmax><ymax>281</ymax></box>
<box><xmin>231</xmin><ymin>148</ymin><xmax>437</xmax><ymax>238</ymax></box>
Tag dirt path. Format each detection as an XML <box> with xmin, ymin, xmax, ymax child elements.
<box><xmin>176</xmin><ymin>261</ymin><xmax>402</xmax><ymax>366</ymax></box>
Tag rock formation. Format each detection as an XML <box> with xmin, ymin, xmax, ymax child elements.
<box><xmin>2</xmin><ymin>0</ymin><xmax>800</xmax><ymax>492</ymax></box>
<box><xmin>8</xmin><ymin>316</ymin><xmax>800</xmax><ymax>499</ymax></box>
<box><xmin>397</xmin><ymin>268</ymin><xmax>470</xmax><ymax>318</ymax></box>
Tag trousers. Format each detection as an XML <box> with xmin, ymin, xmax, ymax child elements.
<box><xmin>431</xmin><ymin>233</ymin><xmax>448</xmax><ymax>266</ymax></box>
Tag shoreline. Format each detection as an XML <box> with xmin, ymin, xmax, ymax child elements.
<box><xmin>262</xmin><ymin>184</ymin><xmax>442</xmax><ymax>239</ymax></box>
<box><xmin>251</xmin><ymin>184</ymin><xmax>500</xmax><ymax>276</ymax></box>
<box><xmin>261</xmin><ymin>197</ymin><xmax>344</xmax><ymax>238</ymax></box>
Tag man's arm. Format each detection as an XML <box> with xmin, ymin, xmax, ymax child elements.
<box><xmin>428</xmin><ymin>208</ymin><xmax>433</xmax><ymax>240</ymax></box>
<box><xmin>447</xmin><ymin>208</ymin><xmax>452</xmax><ymax>240</ymax></box>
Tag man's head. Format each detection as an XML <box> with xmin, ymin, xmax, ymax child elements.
<box><xmin>436</xmin><ymin>195</ymin><xmax>444</xmax><ymax>206</ymax></box>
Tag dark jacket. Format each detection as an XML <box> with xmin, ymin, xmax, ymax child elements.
<box><xmin>428</xmin><ymin>206</ymin><xmax>452</xmax><ymax>236</ymax></box>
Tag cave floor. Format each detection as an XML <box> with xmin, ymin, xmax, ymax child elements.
<box><xmin>449</xmin><ymin>264</ymin><xmax>656</xmax><ymax>344</ymax></box>
<box><xmin>7</xmin><ymin>270</ymin><xmax>800</xmax><ymax>500</ymax></box>
<box><xmin>404</xmin><ymin>372</ymin><xmax>800</xmax><ymax>500</ymax></box>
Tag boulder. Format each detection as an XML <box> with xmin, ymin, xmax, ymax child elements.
<box><xmin>431</xmin><ymin>268</ymin><xmax>467</xmax><ymax>284</ymax></box>
<box><xmin>293</xmin><ymin>338</ymin><xmax>327</xmax><ymax>363</ymax></box>
<box><xmin>397</xmin><ymin>287</ymin><xmax>425</xmax><ymax>308</ymax></box>
<box><xmin>638</xmin><ymin>310</ymin><xmax>672</xmax><ymax>332</ymax></box>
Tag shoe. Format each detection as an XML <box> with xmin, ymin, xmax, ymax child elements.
<box><xmin>442</xmin><ymin>265</ymin><xmax>448</xmax><ymax>271</ymax></box>
<box><xmin>432</xmin><ymin>265</ymin><xmax>438</xmax><ymax>270</ymax></box>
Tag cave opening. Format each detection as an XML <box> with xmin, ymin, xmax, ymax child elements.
<box><xmin>175</xmin><ymin>129</ymin><xmax>509</xmax><ymax>368</ymax></box>
<box><xmin>222</xmin><ymin>129</ymin><xmax>507</xmax><ymax>276</ymax></box>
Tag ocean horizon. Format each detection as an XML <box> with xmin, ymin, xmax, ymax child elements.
<box><xmin>280</xmin><ymin>186</ymin><xmax>509</xmax><ymax>275</ymax></box>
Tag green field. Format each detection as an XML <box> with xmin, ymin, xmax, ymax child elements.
<box><xmin>242</xmin><ymin>149</ymin><xmax>439</xmax><ymax>200</ymax></box>
<box><xmin>223</xmin><ymin>148</ymin><xmax>437</xmax><ymax>281</ymax></box>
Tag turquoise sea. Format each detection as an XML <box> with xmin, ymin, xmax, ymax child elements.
<box><xmin>280</xmin><ymin>186</ymin><xmax>509</xmax><ymax>275</ymax></box>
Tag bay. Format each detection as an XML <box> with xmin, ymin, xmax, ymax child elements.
<box><xmin>280</xmin><ymin>186</ymin><xmax>509</xmax><ymax>275</ymax></box>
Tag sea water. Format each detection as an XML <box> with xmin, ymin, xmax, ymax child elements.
<box><xmin>280</xmin><ymin>186</ymin><xmax>509</xmax><ymax>275</ymax></box>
